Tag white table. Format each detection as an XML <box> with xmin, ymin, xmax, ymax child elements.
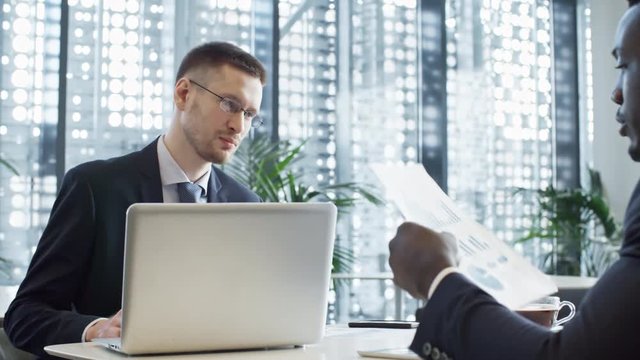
<box><xmin>45</xmin><ymin>325</ymin><xmax>417</xmax><ymax>360</ymax></box>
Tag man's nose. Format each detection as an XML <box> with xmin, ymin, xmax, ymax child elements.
<box><xmin>227</xmin><ymin>111</ymin><xmax>245</xmax><ymax>134</ymax></box>
<box><xmin>611</xmin><ymin>88</ymin><xmax>623</xmax><ymax>105</ymax></box>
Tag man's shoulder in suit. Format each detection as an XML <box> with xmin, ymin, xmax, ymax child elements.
<box><xmin>63</xmin><ymin>140</ymin><xmax>158</xmax><ymax>185</ymax></box>
<box><xmin>211</xmin><ymin>165</ymin><xmax>261</xmax><ymax>202</ymax></box>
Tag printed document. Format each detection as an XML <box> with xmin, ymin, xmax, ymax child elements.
<box><xmin>371</xmin><ymin>163</ymin><xmax>557</xmax><ymax>309</ymax></box>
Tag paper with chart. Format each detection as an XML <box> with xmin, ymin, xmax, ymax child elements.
<box><xmin>371</xmin><ymin>163</ymin><xmax>557</xmax><ymax>309</ymax></box>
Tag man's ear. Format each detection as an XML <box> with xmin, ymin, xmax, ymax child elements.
<box><xmin>174</xmin><ymin>78</ymin><xmax>190</xmax><ymax>111</ymax></box>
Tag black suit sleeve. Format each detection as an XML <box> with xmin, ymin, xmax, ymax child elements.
<box><xmin>410</xmin><ymin>263</ymin><xmax>640</xmax><ymax>360</ymax></box>
<box><xmin>4</xmin><ymin>167</ymin><xmax>101</xmax><ymax>357</ymax></box>
<box><xmin>411</xmin><ymin>180</ymin><xmax>640</xmax><ymax>360</ymax></box>
<box><xmin>410</xmin><ymin>273</ymin><xmax>549</xmax><ymax>360</ymax></box>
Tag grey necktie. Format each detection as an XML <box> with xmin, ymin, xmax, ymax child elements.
<box><xmin>177</xmin><ymin>182</ymin><xmax>204</xmax><ymax>203</ymax></box>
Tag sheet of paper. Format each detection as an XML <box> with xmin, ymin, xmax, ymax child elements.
<box><xmin>371</xmin><ymin>163</ymin><xmax>557</xmax><ymax>309</ymax></box>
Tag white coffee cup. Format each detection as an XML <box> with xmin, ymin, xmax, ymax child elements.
<box><xmin>515</xmin><ymin>296</ymin><xmax>576</xmax><ymax>328</ymax></box>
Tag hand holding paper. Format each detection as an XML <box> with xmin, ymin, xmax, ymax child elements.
<box><xmin>372</xmin><ymin>163</ymin><xmax>557</xmax><ymax>309</ymax></box>
<box><xmin>388</xmin><ymin>222</ymin><xmax>458</xmax><ymax>299</ymax></box>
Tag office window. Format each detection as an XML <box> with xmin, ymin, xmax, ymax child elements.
<box><xmin>0</xmin><ymin>0</ymin><xmax>61</xmax><ymax>284</ymax></box>
<box><xmin>443</xmin><ymin>0</ymin><xmax>591</xmax><ymax>267</ymax></box>
<box><xmin>65</xmin><ymin>0</ymin><xmax>274</xmax><ymax>169</ymax></box>
<box><xmin>445</xmin><ymin>0</ymin><xmax>555</xmax><ymax>254</ymax></box>
<box><xmin>65</xmin><ymin>0</ymin><xmax>173</xmax><ymax>169</ymax></box>
<box><xmin>345</xmin><ymin>0</ymin><xmax>421</xmax><ymax>321</ymax></box>
<box><xmin>278</xmin><ymin>0</ymin><xmax>420</xmax><ymax>322</ymax></box>
<box><xmin>0</xmin><ymin>0</ymin><xmax>273</xmax><ymax>283</ymax></box>
<box><xmin>0</xmin><ymin>0</ymin><xmax>593</xmax><ymax>320</ymax></box>
<box><xmin>578</xmin><ymin>1</ymin><xmax>594</xmax><ymax>176</ymax></box>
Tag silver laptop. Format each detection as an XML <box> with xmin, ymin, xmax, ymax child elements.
<box><xmin>94</xmin><ymin>202</ymin><xmax>337</xmax><ymax>355</ymax></box>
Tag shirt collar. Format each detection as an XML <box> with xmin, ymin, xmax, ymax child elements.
<box><xmin>157</xmin><ymin>136</ymin><xmax>210</xmax><ymax>195</ymax></box>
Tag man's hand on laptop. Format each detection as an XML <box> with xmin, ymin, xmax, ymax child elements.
<box><xmin>85</xmin><ymin>309</ymin><xmax>122</xmax><ymax>341</ymax></box>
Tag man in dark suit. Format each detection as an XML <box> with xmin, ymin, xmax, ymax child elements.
<box><xmin>4</xmin><ymin>42</ymin><xmax>265</xmax><ymax>357</ymax></box>
<box><xmin>388</xmin><ymin>1</ymin><xmax>640</xmax><ymax>359</ymax></box>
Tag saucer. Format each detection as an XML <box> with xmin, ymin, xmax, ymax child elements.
<box><xmin>551</xmin><ymin>325</ymin><xmax>563</xmax><ymax>332</ymax></box>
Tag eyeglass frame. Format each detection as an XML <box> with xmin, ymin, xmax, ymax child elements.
<box><xmin>187</xmin><ymin>79</ymin><xmax>263</xmax><ymax>128</ymax></box>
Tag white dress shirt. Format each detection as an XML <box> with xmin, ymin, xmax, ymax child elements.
<box><xmin>427</xmin><ymin>267</ymin><xmax>460</xmax><ymax>299</ymax></box>
<box><xmin>157</xmin><ymin>136</ymin><xmax>210</xmax><ymax>203</ymax></box>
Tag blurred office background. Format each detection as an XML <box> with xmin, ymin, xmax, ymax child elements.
<box><xmin>0</xmin><ymin>0</ymin><xmax>633</xmax><ymax>322</ymax></box>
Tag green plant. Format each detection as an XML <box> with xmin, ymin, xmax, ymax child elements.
<box><xmin>224</xmin><ymin>134</ymin><xmax>384</xmax><ymax>275</ymax></box>
<box><xmin>516</xmin><ymin>169</ymin><xmax>621</xmax><ymax>276</ymax></box>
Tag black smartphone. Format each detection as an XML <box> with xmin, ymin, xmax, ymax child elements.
<box><xmin>347</xmin><ymin>320</ymin><xmax>419</xmax><ymax>329</ymax></box>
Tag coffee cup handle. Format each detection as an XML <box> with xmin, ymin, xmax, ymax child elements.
<box><xmin>554</xmin><ymin>300</ymin><xmax>576</xmax><ymax>326</ymax></box>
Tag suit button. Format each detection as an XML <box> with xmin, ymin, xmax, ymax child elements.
<box><xmin>441</xmin><ymin>352</ymin><xmax>449</xmax><ymax>360</ymax></box>
<box><xmin>422</xmin><ymin>342</ymin><xmax>432</xmax><ymax>357</ymax></box>
<box><xmin>431</xmin><ymin>347</ymin><xmax>441</xmax><ymax>359</ymax></box>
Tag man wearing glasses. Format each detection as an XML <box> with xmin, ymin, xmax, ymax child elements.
<box><xmin>4</xmin><ymin>42</ymin><xmax>265</xmax><ymax>357</ymax></box>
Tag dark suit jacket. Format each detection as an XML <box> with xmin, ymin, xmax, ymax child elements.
<box><xmin>410</xmin><ymin>180</ymin><xmax>640</xmax><ymax>360</ymax></box>
<box><xmin>3</xmin><ymin>138</ymin><xmax>260</xmax><ymax>358</ymax></box>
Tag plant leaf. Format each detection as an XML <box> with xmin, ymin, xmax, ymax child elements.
<box><xmin>224</xmin><ymin>135</ymin><xmax>384</xmax><ymax>274</ymax></box>
<box><xmin>514</xmin><ymin>168</ymin><xmax>621</xmax><ymax>276</ymax></box>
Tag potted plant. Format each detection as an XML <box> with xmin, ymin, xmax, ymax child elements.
<box><xmin>224</xmin><ymin>134</ymin><xmax>384</xmax><ymax>275</ymax></box>
<box><xmin>516</xmin><ymin>169</ymin><xmax>621</xmax><ymax>276</ymax></box>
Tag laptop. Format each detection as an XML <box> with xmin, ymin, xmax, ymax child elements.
<box><xmin>94</xmin><ymin>202</ymin><xmax>337</xmax><ymax>355</ymax></box>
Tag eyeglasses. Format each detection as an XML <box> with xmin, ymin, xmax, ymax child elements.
<box><xmin>188</xmin><ymin>79</ymin><xmax>263</xmax><ymax>128</ymax></box>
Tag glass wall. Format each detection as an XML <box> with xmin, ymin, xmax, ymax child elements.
<box><xmin>64</xmin><ymin>0</ymin><xmax>275</xmax><ymax>168</ymax></box>
<box><xmin>445</xmin><ymin>0</ymin><xmax>555</xmax><ymax>259</ymax></box>
<box><xmin>0</xmin><ymin>0</ymin><xmax>274</xmax><ymax>283</ymax></box>
<box><xmin>277</xmin><ymin>0</ymin><xmax>421</xmax><ymax>322</ymax></box>
<box><xmin>0</xmin><ymin>0</ymin><xmax>593</xmax><ymax>320</ymax></box>
<box><xmin>65</xmin><ymin>0</ymin><xmax>174</xmax><ymax>169</ymax></box>
<box><xmin>0</xmin><ymin>0</ymin><xmax>62</xmax><ymax>284</ymax></box>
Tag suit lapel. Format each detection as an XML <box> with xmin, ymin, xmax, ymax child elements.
<box><xmin>134</xmin><ymin>137</ymin><xmax>164</xmax><ymax>203</ymax></box>
<box><xmin>133</xmin><ymin>138</ymin><xmax>228</xmax><ymax>203</ymax></box>
<box><xmin>207</xmin><ymin>166</ymin><xmax>224</xmax><ymax>203</ymax></box>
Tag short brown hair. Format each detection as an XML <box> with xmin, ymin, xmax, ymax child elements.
<box><xmin>175</xmin><ymin>42</ymin><xmax>266</xmax><ymax>85</ymax></box>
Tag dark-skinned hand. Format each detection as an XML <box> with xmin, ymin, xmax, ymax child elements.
<box><xmin>388</xmin><ymin>222</ymin><xmax>458</xmax><ymax>299</ymax></box>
